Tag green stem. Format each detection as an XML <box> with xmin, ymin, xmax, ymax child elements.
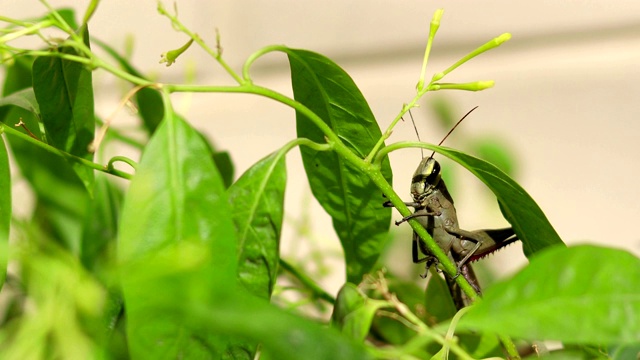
<box><xmin>108</xmin><ymin>156</ymin><xmax>138</xmax><ymax>172</ymax></box>
<box><xmin>166</xmin><ymin>83</ymin><xmax>346</xmax><ymax>155</ymax></box>
<box><xmin>242</xmin><ymin>44</ymin><xmax>285</xmax><ymax>82</ymax></box>
<box><xmin>279</xmin><ymin>259</ymin><xmax>335</xmax><ymax>304</ymax></box>
<box><xmin>93</xmin><ymin>57</ymin><xmax>153</xmax><ymax>86</ymax></box>
<box><xmin>0</xmin><ymin>19</ymin><xmax>53</xmax><ymax>43</ymax></box>
<box><xmin>1</xmin><ymin>124</ymin><xmax>133</xmax><ymax>180</ymax></box>
<box><xmin>431</xmin><ymin>33</ymin><xmax>511</xmax><ymax>82</ymax></box>
<box><xmin>377</xmin><ymin>141</ymin><xmax>520</xmax><ymax>357</ymax></box>
<box><xmin>156</xmin><ymin>1</ymin><xmax>243</xmax><ymax>84</ymax></box>
<box><xmin>374</xmin><ymin>141</ymin><xmax>482</xmax><ymax>299</ymax></box>
<box><xmin>366</xmin><ymin>10</ymin><xmax>445</xmax><ymax>162</ymax></box>
<box><xmin>370</xmin><ymin>300</ymin><xmax>475</xmax><ymax>360</ymax></box>
<box><xmin>0</xmin><ymin>15</ymin><xmax>34</xmax><ymax>27</ymax></box>
<box><xmin>416</xmin><ymin>9</ymin><xmax>443</xmax><ymax>92</ymax></box>
<box><xmin>500</xmin><ymin>334</ymin><xmax>521</xmax><ymax>359</ymax></box>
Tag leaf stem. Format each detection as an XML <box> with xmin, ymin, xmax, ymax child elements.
<box><xmin>0</xmin><ymin>19</ymin><xmax>53</xmax><ymax>43</ymax></box>
<box><xmin>242</xmin><ymin>45</ymin><xmax>286</xmax><ymax>82</ymax></box>
<box><xmin>156</xmin><ymin>1</ymin><xmax>243</xmax><ymax>84</ymax></box>
<box><xmin>108</xmin><ymin>156</ymin><xmax>138</xmax><ymax>172</ymax></box>
<box><xmin>366</xmin><ymin>272</ymin><xmax>475</xmax><ymax>360</ymax></box>
<box><xmin>431</xmin><ymin>33</ymin><xmax>511</xmax><ymax>82</ymax></box>
<box><xmin>1</xmin><ymin>124</ymin><xmax>133</xmax><ymax>180</ymax></box>
<box><xmin>279</xmin><ymin>259</ymin><xmax>335</xmax><ymax>304</ymax></box>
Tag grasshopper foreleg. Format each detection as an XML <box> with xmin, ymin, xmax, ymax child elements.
<box><xmin>395</xmin><ymin>209</ymin><xmax>441</xmax><ymax>226</ymax></box>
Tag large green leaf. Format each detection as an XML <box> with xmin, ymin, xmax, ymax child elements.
<box><xmin>1</xmin><ymin>56</ymin><xmax>91</xmax><ymax>255</ymax></box>
<box><xmin>0</xmin><ymin>135</ymin><xmax>10</xmax><ymax>289</ymax></box>
<box><xmin>228</xmin><ymin>151</ymin><xmax>286</xmax><ymax>300</ymax></box>
<box><xmin>424</xmin><ymin>145</ymin><xmax>564</xmax><ymax>257</ymax></box>
<box><xmin>184</xmin><ymin>291</ymin><xmax>372</xmax><ymax>360</ymax></box>
<box><xmin>32</xmin><ymin>26</ymin><xmax>95</xmax><ymax>192</ymax></box>
<box><xmin>285</xmin><ymin>48</ymin><xmax>393</xmax><ymax>283</ymax></box>
<box><xmin>118</xmin><ymin>113</ymin><xmax>238</xmax><ymax>358</ymax></box>
<box><xmin>6</xmin><ymin>107</ymin><xmax>88</xmax><ymax>254</ymax></box>
<box><xmin>459</xmin><ymin>245</ymin><xmax>640</xmax><ymax>345</ymax></box>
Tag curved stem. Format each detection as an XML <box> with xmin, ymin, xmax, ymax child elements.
<box><xmin>166</xmin><ymin>83</ymin><xmax>348</xmax><ymax>158</ymax></box>
<box><xmin>242</xmin><ymin>44</ymin><xmax>286</xmax><ymax>82</ymax></box>
<box><xmin>373</xmin><ymin>140</ymin><xmax>425</xmax><ymax>166</ymax></box>
<box><xmin>108</xmin><ymin>156</ymin><xmax>138</xmax><ymax>172</ymax></box>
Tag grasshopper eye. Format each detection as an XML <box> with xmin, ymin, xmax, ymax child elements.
<box><xmin>410</xmin><ymin>157</ymin><xmax>441</xmax><ymax>199</ymax></box>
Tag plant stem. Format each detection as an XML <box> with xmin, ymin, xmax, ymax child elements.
<box><xmin>279</xmin><ymin>259</ymin><xmax>335</xmax><ymax>304</ymax></box>
<box><xmin>108</xmin><ymin>156</ymin><xmax>138</xmax><ymax>172</ymax></box>
<box><xmin>1</xmin><ymin>124</ymin><xmax>133</xmax><ymax>180</ymax></box>
<box><xmin>0</xmin><ymin>19</ymin><xmax>53</xmax><ymax>43</ymax></box>
<box><xmin>416</xmin><ymin>9</ymin><xmax>444</xmax><ymax>92</ymax></box>
<box><xmin>156</xmin><ymin>1</ymin><xmax>243</xmax><ymax>84</ymax></box>
<box><xmin>500</xmin><ymin>334</ymin><xmax>521</xmax><ymax>359</ymax></box>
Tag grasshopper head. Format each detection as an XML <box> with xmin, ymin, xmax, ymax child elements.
<box><xmin>410</xmin><ymin>157</ymin><xmax>441</xmax><ymax>201</ymax></box>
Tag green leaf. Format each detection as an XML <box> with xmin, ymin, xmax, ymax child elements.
<box><xmin>469</xmin><ymin>137</ymin><xmax>517</xmax><ymax>177</ymax></box>
<box><xmin>610</xmin><ymin>343</ymin><xmax>640</xmax><ymax>360</ymax></box>
<box><xmin>32</xmin><ymin>26</ymin><xmax>95</xmax><ymax>193</ymax></box>
<box><xmin>0</xmin><ymin>242</ymin><xmax>106</xmax><ymax>359</ymax></box>
<box><xmin>135</xmin><ymin>87</ymin><xmax>164</xmax><ymax>134</ymax></box>
<box><xmin>331</xmin><ymin>283</ymin><xmax>388</xmax><ymax>342</ymax></box>
<box><xmin>285</xmin><ymin>48</ymin><xmax>393</xmax><ymax>283</ymax></box>
<box><xmin>184</xmin><ymin>292</ymin><xmax>372</xmax><ymax>360</ymax></box>
<box><xmin>3</xmin><ymin>106</ymin><xmax>89</xmax><ymax>255</ymax></box>
<box><xmin>424</xmin><ymin>145</ymin><xmax>564</xmax><ymax>257</ymax></box>
<box><xmin>0</xmin><ymin>88</ymin><xmax>40</xmax><ymax>117</ymax></box>
<box><xmin>200</xmin><ymin>132</ymin><xmax>235</xmax><ymax>189</ymax></box>
<box><xmin>430</xmin><ymin>97</ymin><xmax>457</xmax><ymax>129</ymax></box>
<box><xmin>228</xmin><ymin>151</ymin><xmax>286</xmax><ymax>300</ymax></box>
<box><xmin>79</xmin><ymin>175</ymin><xmax>122</xmax><ymax>273</ymax></box>
<box><xmin>213</xmin><ymin>150</ymin><xmax>235</xmax><ymax>189</ymax></box>
<box><xmin>459</xmin><ymin>245</ymin><xmax>640</xmax><ymax>345</ymax></box>
<box><xmin>425</xmin><ymin>269</ymin><xmax>457</xmax><ymax>323</ymax></box>
<box><xmin>0</xmin><ymin>56</ymin><xmax>34</xmax><ymax>122</ymax></box>
<box><xmin>118</xmin><ymin>113</ymin><xmax>238</xmax><ymax>358</ymax></box>
<box><xmin>1</xmin><ymin>57</ymin><xmax>91</xmax><ymax>255</ymax></box>
<box><xmin>52</xmin><ymin>8</ymin><xmax>79</xmax><ymax>30</ymax></box>
<box><xmin>0</xmin><ymin>135</ymin><xmax>10</xmax><ymax>289</ymax></box>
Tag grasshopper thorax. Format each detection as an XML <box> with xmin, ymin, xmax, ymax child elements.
<box><xmin>410</xmin><ymin>157</ymin><xmax>441</xmax><ymax>201</ymax></box>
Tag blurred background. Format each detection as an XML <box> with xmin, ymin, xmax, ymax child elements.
<box><xmin>4</xmin><ymin>0</ymin><xmax>640</xmax><ymax>294</ymax></box>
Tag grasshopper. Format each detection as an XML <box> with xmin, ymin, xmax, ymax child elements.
<box><xmin>385</xmin><ymin>107</ymin><xmax>519</xmax><ymax>308</ymax></box>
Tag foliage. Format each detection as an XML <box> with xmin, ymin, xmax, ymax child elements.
<box><xmin>0</xmin><ymin>3</ymin><xmax>638</xmax><ymax>359</ymax></box>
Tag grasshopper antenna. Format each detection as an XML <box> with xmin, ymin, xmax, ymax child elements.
<box><xmin>428</xmin><ymin>105</ymin><xmax>479</xmax><ymax>159</ymax></box>
<box><xmin>408</xmin><ymin>109</ymin><xmax>425</xmax><ymax>159</ymax></box>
